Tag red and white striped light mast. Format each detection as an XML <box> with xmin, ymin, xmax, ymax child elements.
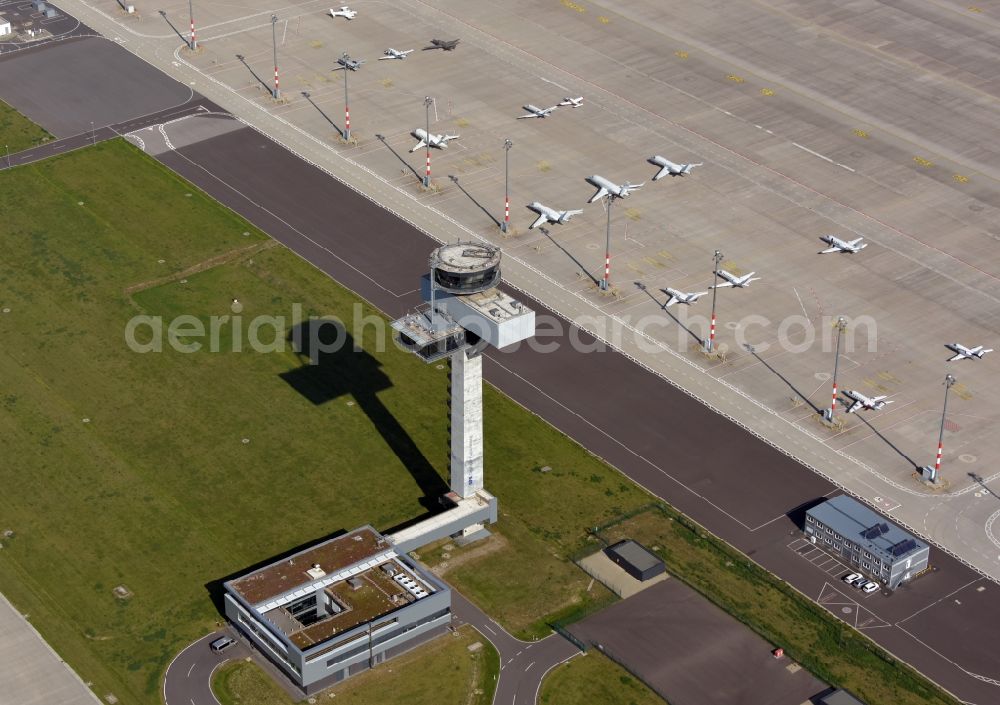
<box><xmin>188</xmin><ymin>0</ymin><xmax>197</xmax><ymax>50</ymax></box>
<box><xmin>502</xmin><ymin>138</ymin><xmax>512</xmax><ymax>233</ymax></box>
<box><xmin>270</xmin><ymin>15</ymin><xmax>280</xmax><ymax>100</ymax></box>
<box><xmin>423</xmin><ymin>96</ymin><xmax>433</xmax><ymax>188</ymax></box>
<box><xmin>342</xmin><ymin>52</ymin><xmax>351</xmax><ymax>141</ymax></box>
<box><xmin>599</xmin><ymin>195</ymin><xmax>614</xmax><ymax>291</ymax></box>
<box><xmin>825</xmin><ymin>316</ymin><xmax>847</xmax><ymax>422</ymax></box>
<box><xmin>923</xmin><ymin>373</ymin><xmax>956</xmax><ymax>484</ymax></box>
<box><xmin>705</xmin><ymin>249</ymin><xmax>723</xmax><ymax>352</ymax></box>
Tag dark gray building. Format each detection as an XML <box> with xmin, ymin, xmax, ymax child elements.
<box><xmin>605</xmin><ymin>539</ymin><xmax>665</xmax><ymax>581</ymax></box>
<box><xmin>819</xmin><ymin>689</ymin><xmax>868</xmax><ymax>705</ymax></box>
<box><xmin>224</xmin><ymin>526</ymin><xmax>450</xmax><ymax>692</ymax></box>
<box><xmin>804</xmin><ymin>496</ymin><xmax>929</xmax><ymax>589</ymax></box>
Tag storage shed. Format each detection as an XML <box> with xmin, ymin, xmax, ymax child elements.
<box><xmin>604</xmin><ymin>539</ymin><xmax>665</xmax><ymax>581</ymax></box>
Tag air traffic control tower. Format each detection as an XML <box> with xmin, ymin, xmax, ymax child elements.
<box><xmin>390</xmin><ymin>243</ymin><xmax>535</xmax><ymax>547</ymax></box>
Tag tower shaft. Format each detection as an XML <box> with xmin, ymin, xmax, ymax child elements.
<box><xmin>450</xmin><ymin>351</ymin><xmax>484</xmax><ymax>498</ymax></box>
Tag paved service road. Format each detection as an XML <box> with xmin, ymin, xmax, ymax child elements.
<box><xmin>0</xmin><ymin>591</ymin><xmax>101</xmax><ymax>705</ymax></box>
<box><xmin>162</xmin><ymin>631</ymin><xmax>248</xmax><ymax>705</ymax></box>
<box><xmin>452</xmin><ymin>592</ymin><xmax>580</xmax><ymax>705</ymax></box>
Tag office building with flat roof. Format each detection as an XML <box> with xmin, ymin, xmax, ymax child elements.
<box><xmin>224</xmin><ymin>526</ymin><xmax>450</xmax><ymax>692</ymax></box>
<box><xmin>804</xmin><ymin>495</ymin><xmax>929</xmax><ymax>589</ymax></box>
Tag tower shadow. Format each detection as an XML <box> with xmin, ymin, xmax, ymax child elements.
<box><xmin>279</xmin><ymin>320</ymin><xmax>449</xmax><ymax>512</ymax></box>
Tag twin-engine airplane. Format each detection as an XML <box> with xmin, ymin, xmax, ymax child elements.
<box><xmin>329</xmin><ymin>7</ymin><xmax>357</xmax><ymax>20</ymax></box>
<box><xmin>585</xmin><ymin>175</ymin><xmax>644</xmax><ymax>202</ymax></box>
<box><xmin>517</xmin><ymin>104</ymin><xmax>559</xmax><ymax>119</ymax></box>
<box><xmin>410</xmin><ymin>128</ymin><xmax>460</xmax><ymax>152</ymax></box>
<box><xmin>380</xmin><ymin>48</ymin><xmax>414</xmax><ymax>60</ymax></box>
<box><xmin>945</xmin><ymin>343</ymin><xmax>993</xmax><ymax>361</ymax></box>
<box><xmin>662</xmin><ymin>288</ymin><xmax>707</xmax><ymax>307</ymax></box>
<box><xmin>819</xmin><ymin>235</ymin><xmax>867</xmax><ymax>254</ymax></box>
<box><xmin>334</xmin><ymin>53</ymin><xmax>365</xmax><ymax>71</ymax></box>
<box><xmin>526</xmin><ymin>202</ymin><xmax>584</xmax><ymax>229</ymax></box>
<box><xmin>710</xmin><ymin>270</ymin><xmax>761</xmax><ymax>288</ymax></box>
<box><xmin>843</xmin><ymin>390</ymin><xmax>893</xmax><ymax>414</ymax></box>
<box><xmin>648</xmin><ymin>156</ymin><xmax>703</xmax><ymax>180</ymax></box>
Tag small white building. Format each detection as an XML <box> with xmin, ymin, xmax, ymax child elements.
<box><xmin>0</xmin><ymin>15</ymin><xmax>12</xmax><ymax>37</ymax></box>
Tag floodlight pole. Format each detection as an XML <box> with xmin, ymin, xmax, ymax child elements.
<box><xmin>600</xmin><ymin>195</ymin><xmax>613</xmax><ymax>291</ymax></box>
<box><xmin>188</xmin><ymin>0</ymin><xmax>196</xmax><ymax>50</ymax></box>
<box><xmin>423</xmin><ymin>96</ymin><xmax>433</xmax><ymax>188</ymax></box>
<box><xmin>4</xmin><ymin>144</ymin><xmax>10</xmax><ymax>169</ymax></box>
<box><xmin>706</xmin><ymin>249</ymin><xmax>723</xmax><ymax>352</ymax></box>
<box><xmin>502</xmin><ymin>138</ymin><xmax>512</xmax><ymax>233</ymax></box>
<box><xmin>825</xmin><ymin>316</ymin><xmax>847</xmax><ymax>422</ymax></box>
<box><xmin>271</xmin><ymin>15</ymin><xmax>280</xmax><ymax>99</ymax></box>
<box><xmin>90</xmin><ymin>121</ymin><xmax>96</xmax><ymax>146</ymax></box>
<box><xmin>926</xmin><ymin>374</ymin><xmax>956</xmax><ymax>483</ymax></box>
<box><xmin>342</xmin><ymin>54</ymin><xmax>351</xmax><ymax>141</ymax></box>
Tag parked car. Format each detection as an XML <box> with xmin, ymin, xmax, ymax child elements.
<box><xmin>842</xmin><ymin>572</ymin><xmax>863</xmax><ymax>585</ymax></box>
<box><xmin>861</xmin><ymin>581</ymin><xmax>880</xmax><ymax>594</ymax></box>
<box><xmin>210</xmin><ymin>636</ymin><xmax>236</xmax><ymax>653</ymax></box>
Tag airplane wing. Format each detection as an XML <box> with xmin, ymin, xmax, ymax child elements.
<box><xmin>664</xmin><ymin>294</ymin><xmax>679</xmax><ymax>307</ymax></box>
<box><xmin>871</xmin><ymin>395</ymin><xmax>887</xmax><ymax>402</ymax></box>
<box><xmin>529</xmin><ymin>213</ymin><xmax>548</xmax><ymax>229</ymax></box>
<box><xmin>588</xmin><ymin>186</ymin><xmax>608</xmax><ymax>203</ymax></box>
<box><xmin>516</xmin><ymin>113</ymin><xmax>538</xmax><ymax>119</ymax></box>
<box><xmin>819</xmin><ymin>246</ymin><xmax>840</xmax><ymax>254</ymax></box>
<box><xmin>947</xmin><ymin>352</ymin><xmax>965</xmax><ymax>361</ymax></box>
<box><xmin>652</xmin><ymin>165</ymin><xmax>671</xmax><ymax>181</ymax></box>
<box><xmin>709</xmin><ymin>281</ymin><xmax>734</xmax><ymax>289</ymax></box>
<box><xmin>409</xmin><ymin>139</ymin><xmax>427</xmax><ymax>153</ymax></box>
<box><xmin>846</xmin><ymin>400</ymin><xmax>862</xmax><ymax>414</ymax></box>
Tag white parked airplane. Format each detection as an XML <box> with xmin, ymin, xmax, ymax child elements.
<box><xmin>662</xmin><ymin>287</ymin><xmax>707</xmax><ymax>307</ymax></box>
<box><xmin>585</xmin><ymin>175</ymin><xmax>645</xmax><ymax>203</ymax></box>
<box><xmin>819</xmin><ymin>235</ymin><xmax>867</xmax><ymax>254</ymax></box>
<box><xmin>945</xmin><ymin>342</ymin><xmax>993</xmax><ymax>361</ymax></box>
<box><xmin>329</xmin><ymin>6</ymin><xmax>357</xmax><ymax>19</ymax></box>
<box><xmin>648</xmin><ymin>156</ymin><xmax>703</xmax><ymax>180</ymax></box>
<box><xmin>526</xmin><ymin>202</ymin><xmax>584</xmax><ymax>229</ymax></box>
<box><xmin>380</xmin><ymin>48</ymin><xmax>414</xmax><ymax>60</ymax></box>
<box><xmin>843</xmin><ymin>390</ymin><xmax>893</xmax><ymax>414</ymax></box>
<box><xmin>710</xmin><ymin>270</ymin><xmax>761</xmax><ymax>288</ymax></box>
<box><xmin>409</xmin><ymin>128</ymin><xmax>460</xmax><ymax>152</ymax></box>
<box><xmin>559</xmin><ymin>96</ymin><xmax>584</xmax><ymax>108</ymax></box>
<box><xmin>517</xmin><ymin>104</ymin><xmax>559</xmax><ymax>119</ymax></box>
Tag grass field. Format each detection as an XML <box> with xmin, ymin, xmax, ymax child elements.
<box><xmin>0</xmin><ymin>139</ymin><xmax>647</xmax><ymax>703</ymax></box>
<box><xmin>539</xmin><ymin>652</ymin><xmax>665</xmax><ymax>705</ymax></box>
<box><xmin>0</xmin><ymin>99</ymin><xmax>51</xmax><ymax>152</ymax></box>
<box><xmin>213</xmin><ymin>626</ymin><xmax>498</xmax><ymax>705</ymax></box>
